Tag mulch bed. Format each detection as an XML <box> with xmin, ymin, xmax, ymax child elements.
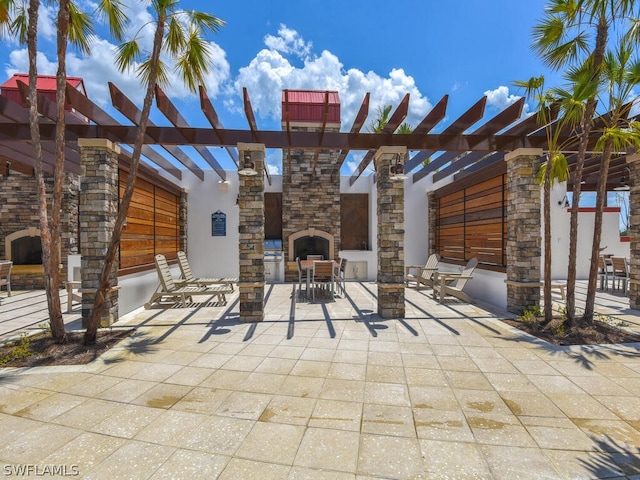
<box><xmin>0</xmin><ymin>329</ymin><xmax>135</xmax><ymax>368</ymax></box>
<box><xmin>501</xmin><ymin>316</ymin><xmax>640</xmax><ymax>346</ymax></box>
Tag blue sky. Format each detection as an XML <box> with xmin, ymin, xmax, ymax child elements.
<box><xmin>1</xmin><ymin>0</ymin><xmax>569</xmax><ymax>174</ymax></box>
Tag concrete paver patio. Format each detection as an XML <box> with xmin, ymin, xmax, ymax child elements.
<box><xmin>1</xmin><ymin>282</ymin><xmax>640</xmax><ymax>479</ymax></box>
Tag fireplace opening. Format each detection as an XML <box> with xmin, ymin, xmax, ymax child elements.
<box><xmin>293</xmin><ymin>237</ymin><xmax>330</xmax><ymax>261</ymax></box>
<box><xmin>11</xmin><ymin>235</ymin><xmax>43</xmax><ymax>265</ymax></box>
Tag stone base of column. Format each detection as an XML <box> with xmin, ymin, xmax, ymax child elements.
<box><xmin>81</xmin><ymin>287</ymin><xmax>120</xmax><ymax>328</ymax></box>
<box><xmin>377</xmin><ymin>283</ymin><xmax>405</xmax><ymax>319</ymax></box>
<box><xmin>239</xmin><ymin>282</ymin><xmax>265</xmax><ymax>323</ymax></box>
<box><xmin>505</xmin><ymin>281</ymin><xmax>540</xmax><ymax>315</ymax></box>
<box><xmin>630</xmin><ymin>279</ymin><xmax>639</xmax><ymax>310</ymax></box>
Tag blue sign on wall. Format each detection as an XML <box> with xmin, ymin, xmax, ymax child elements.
<box><xmin>211</xmin><ymin>210</ymin><xmax>226</xmax><ymax>236</ymax></box>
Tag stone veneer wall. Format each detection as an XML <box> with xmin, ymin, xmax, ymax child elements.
<box><xmin>238</xmin><ymin>145</ymin><xmax>265</xmax><ymax>323</ymax></box>
<box><xmin>505</xmin><ymin>148</ymin><xmax>543</xmax><ymax>314</ymax></box>
<box><xmin>282</xmin><ymin>125</ymin><xmax>341</xmax><ymax>282</ymax></box>
<box><xmin>0</xmin><ymin>171</ymin><xmax>79</xmax><ymax>289</ymax></box>
<box><xmin>427</xmin><ymin>191</ymin><xmax>436</xmax><ymax>256</ymax></box>
<box><xmin>79</xmin><ymin>139</ymin><xmax>119</xmax><ymax>326</ymax></box>
<box><xmin>376</xmin><ymin>147</ymin><xmax>406</xmax><ymax>318</ymax></box>
<box><xmin>628</xmin><ymin>154</ymin><xmax>639</xmax><ymax>309</ymax></box>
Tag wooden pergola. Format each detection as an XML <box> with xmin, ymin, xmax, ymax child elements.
<box><xmin>0</xmin><ymin>80</ymin><xmax>634</xmax><ymax>191</ymax></box>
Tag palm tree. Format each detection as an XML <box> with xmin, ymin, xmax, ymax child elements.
<box><xmin>1</xmin><ymin>0</ymin><xmax>124</xmax><ymax>343</ymax></box>
<box><xmin>532</xmin><ymin>0</ymin><xmax>637</xmax><ymax>324</ymax></box>
<box><xmin>583</xmin><ymin>43</ymin><xmax>640</xmax><ymax>323</ymax></box>
<box><xmin>514</xmin><ymin>75</ymin><xmax>580</xmax><ymax>322</ymax></box>
<box><xmin>84</xmin><ymin>0</ymin><xmax>225</xmax><ymax>344</ymax></box>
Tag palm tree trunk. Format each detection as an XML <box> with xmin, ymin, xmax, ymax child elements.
<box><xmin>582</xmin><ymin>140</ymin><xmax>614</xmax><ymax>324</ymax></box>
<box><xmin>543</xmin><ymin>161</ymin><xmax>553</xmax><ymax>321</ymax></box>
<box><xmin>45</xmin><ymin>0</ymin><xmax>71</xmax><ymax>343</ymax></box>
<box><xmin>84</xmin><ymin>17</ymin><xmax>166</xmax><ymax>344</ymax></box>
<box><xmin>565</xmin><ymin>17</ymin><xmax>608</xmax><ymax>324</ymax></box>
<box><xmin>27</xmin><ymin>0</ymin><xmax>65</xmax><ymax>343</ymax></box>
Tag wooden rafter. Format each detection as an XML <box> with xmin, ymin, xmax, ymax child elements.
<box><xmin>155</xmin><ymin>86</ymin><xmax>226</xmax><ymax>181</ymax></box>
<box><xmin>242</xmin><ymin>87</ymin><xmax>271</xmax><ymax>185</ymax></box>
<box><xmin>330</xmin><ymin>92</ymin><xmax>370</xmax><ymax>181</ymax></box>
<box><xmin>349</xmin><ymin>93</ymin><xmax>409</xmax><ymax>186</ymax></box>
<box><xmin>407</xmin><ymin>96</ymin><xmax>487</xmax><ymax>175</ymax></box>
<box><xmin>199</xmin><ymin>86</ymin><xmax>239</xmax><ymax>166</ymax></box>
<box><xmin>109</xmin><ymin>83</ymin><xmax>199</xmax><ymax>180</ymax></box>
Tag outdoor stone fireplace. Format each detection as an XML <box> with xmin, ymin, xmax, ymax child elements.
<box><xmin>289</xmin><ymin>228</ymin><xmax>334</xmax><ymax>261</ymax></box>
<box><xmin>0</xmin><ymin>171</ymin><xmax>79</xmax><ymax>289</ymax></box>
<box><xmin>5</xmin><ymin>228</ymin><xmax>42</xmax><ymax>265</ymax></box>
<box><xmin>281</xmin><ymin>90</ymin><xmax>342</xmax><ymax>281</ymax></box>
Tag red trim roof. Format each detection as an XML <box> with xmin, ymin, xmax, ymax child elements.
<box><xmin>0</xmin><ymin>74</ymin><xmax>86</xmax><ymax>95</ymax></box>
<box><xmin>281</xmin><ymin>89</ymin><xmax>340</xmax><ymax>124</ymax></box>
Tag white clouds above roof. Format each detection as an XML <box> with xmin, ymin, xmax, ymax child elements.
<box><xmin>484</xmin><ymin>85</ymin><xmax>521</xmax><ymax>111</ymax></box>
<box><xmin>264</xmin><ymin>24</ymin><xmax>312</xmax><ymax>59</ymax></box>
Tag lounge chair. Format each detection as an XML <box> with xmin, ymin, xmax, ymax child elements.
<box><xmin>432</xmin><ymin>257</ymin><xmax>478</xmax><ymax>303</ymax></box>
<box><xmin>0</xmin><ymin>261</ymin><xmax>12</xmax><ymax>301</ymax></box>
<box><xmin>145</xmin><ymin>254</ymin><xmax>233</xmax><ymax>309</ymax></box>
<box><xmin>406</xmin><ymin>253</ymin><xmax>440</xmax><ymax>289</ymax></box>
<box><xmin>176</xmin><ymin>251</ymin><xmax>237</xmax><ymax>291</ymax></box>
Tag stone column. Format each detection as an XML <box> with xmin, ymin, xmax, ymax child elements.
<box><xmin>504</xmin><ymin>148</ymin><xmax>543</xmax><ymax>314</ymax></box>
<box><xmin>78</xmin><ymin>138</ymin><xmax>120</xmax><ymax>327</ymax></box>
<box><xmin>376</xmin><ymin>146</ymin><xmax>406</xmax><ymax>319</ymax></box>
<box><xmin>238</xmin><ymin>143</ymin><xmax>266</xmax><ymax>323</ymax></box>
<box><xmin>427</xmin><ymin>191</ymin><xmax>436</xmax><ymax>255</ymax></box>
<box><xmin>179</xmin><ymin>188</ymin><xmax>188</xmax><ymax>254</ymax></box>
<box><xmin>628</xmin><ymin>154</ymin><xmax>639</xmax><ymax>309</ymax></box>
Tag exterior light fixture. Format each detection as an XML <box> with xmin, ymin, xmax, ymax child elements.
<box><xmin>613</xmin><ymin>167</ymin><xmax>631</xmax><ymax>191</ymax></box>
<box><xmin>4</xmin><ymin>161</ymin><xmax>10</xmax><ymax>177</ymax></box>
<box><xmin>238</xmin><ymin>151</ymin><xmax>258</xmax><ymax>176</ymax></box>
<box><xmin>389</xmin><ymin>154</ymin><xmax>407</xmax><ymax>181</ymax></box>
<box><xmin>557</xmin><ymin>194</ymin><xmax>570</xmax><ymax>208</ymax></box>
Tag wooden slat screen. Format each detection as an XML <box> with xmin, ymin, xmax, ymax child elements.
<box><xmin>119</xmin><ymin>170</ymin><xmax>179</xmax><ymax>271</ymax></box>
<box><xmin>435</xmin><ymin>174</ymin><xmax>506</xmax><ymax>269</ymax></box>
<box><xmin>340</xmin><ymin>194</ymin><xmax>369</xmax><ymax>250</ymax></box>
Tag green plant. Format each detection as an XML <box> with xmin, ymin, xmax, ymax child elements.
<box><xmin>519</xmin><ymin>306</ymin><xmax>542</xmax><ymax>324</ymax></box>
<box><xmin>0</xmin><ymin>334</ymin><xmax>33</xmax><ymax>366</ymax></box>
<box><xmin>553</xmin><ymin>322</ymin><xmax>566</xmax><ymax>336</ymax></box>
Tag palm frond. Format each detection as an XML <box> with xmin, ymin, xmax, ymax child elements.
<box><xmin>68</xmin><ymin>1</ymin><xmax>94</xmax><ymax>55</ymax></box>
<box><xmin>96</xmin><ymin>0</ymin><xmax>127</xmax><ymax>41</ymax></box>
<box><xmin>165</xmin><ymin>16</ymin><xmax>186</xmax><ymax>57</ymax></box>
<box><xmin>175</xmin><ymin>26</ymin><xmax>212</xmax><ymax>93</ymax></box>
<box><xmin>187</xmin><ymin>10</ymin><xmax>225</xmax><ymax>33</ymax></box>
<box><xmin>114</xmin><ymin>39</ymin><xmax>141</xmax><ymax>72</ymax></box>
<box><xmin>594</xmin><ymin>125</ymin><xmax>640</xmax><ymax>152</ymax></box>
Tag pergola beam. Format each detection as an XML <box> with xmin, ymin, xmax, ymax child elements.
<box><xmin>330</xmin><ymin>92</ymin><xmax>370</xmax><ymax>180</ymax></box>
<box><xmin>155</xmin><ymin>86</ymin><xmax>226</xmax><ymax>181</ymax></box>
<box><xmin>199</xmin><ymin>86</ymin><xmax>239</xmax><ymax>166</ymax></box>
<box><xmin>243</xmin><ymin>88</ymin><xmax>270</xmax><ymax>185</ymax></box>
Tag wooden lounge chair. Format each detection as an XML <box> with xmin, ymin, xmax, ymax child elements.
<box><xmin>145</xmin><ymin>254</ymin><xmax>233</xmax><ymax>309</ymax></box>
<box><xmin>406</xmin><ymin>253</ymin><xmax>440</xmax><ymax>289</ymax></box>
<box><xmin>176</xmin><ymin>251</ymin><xmax>237</xmax><ymax>291</ymax></box>
<box><xmin>432</xmin><ymin>257</ymin><xmax>478</xmax><ymax>303</ymax></box>
<box><xmin>0</xmin><ymin>260</ymin><xmax>12</xmax><ymax>301</ymax></box>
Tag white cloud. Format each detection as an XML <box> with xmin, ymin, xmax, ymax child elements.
<box><xmin>264</xmin><ymin>25</ymin><xmax>312</xmax><ymax>59</ymax></box>
<box><xmin>484</xmin><ymin>85</ymin><xmax>521</xmax><ymax>111</ymax></box>
<box><xmin>229</xmin><ymin>26</ymin><xmax>432</xmax><ymax>131</ymax></box>
<box><xmin>266</xmin><ymin>150</ymin><xmax>282</xmax><ymax>175</ymax></box>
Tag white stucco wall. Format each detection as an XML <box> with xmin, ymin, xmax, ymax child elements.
<box><xmin>548</xmin><ymin>183</ymin><xmax>629</xmax><ymax>279</ymax></box>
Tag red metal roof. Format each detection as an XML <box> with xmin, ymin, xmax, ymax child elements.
<box><xmin>282</xmin><ymin>89</ymin><xmax>340</xmax><ymax>124</ymax></box>
<box><xmin>0</xmin><ymin>73</ymin><xmax>86</xmax><ymax>94</ymax></box>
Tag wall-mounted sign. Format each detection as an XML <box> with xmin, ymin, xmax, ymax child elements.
<box><xmin>211</xmin><ymin>210</ymin><xmax>226</xmax><ymax>236</ymax></box>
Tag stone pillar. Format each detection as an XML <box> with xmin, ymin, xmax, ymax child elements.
<box><xmin>628</xmin><ymin>154</ymin><xmax>639</xmax><ymax>309</ymax></box>
<box><xmin>78</xmin><ymin>138</ymin><xmax>120</xmax><ymax>327</ymax></box>
<box><xmin>376</xmin><ymin>146</ymin><xmax>406</xmax><ymax>319</ymax></box>
<box><xmin>179</xmin><ymin>188</ymin><xmax>188</xmax><ymax>254</ymax></box>
<box><xmin>504</xmin><ymin>148</ymin><xmax>543</xmax><ymax>314</ymax></box>
<box><xmin>238</xmin><ymin>143</ymin><xmax>265</xmax><ymax>323</ymax></box>
<box><xmin>427</xmin><ymin>191</ymin><xmax>436</xmax><ymax>255</ymax></box>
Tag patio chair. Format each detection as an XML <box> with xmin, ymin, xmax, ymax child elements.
<box><xmin>311</xmin><ymin>260</ymin><xmax>335</xmax><ymax>302</ymax></box>
<box><xmin>296</xmin><ymin>256</ymin><xmax>309</xmax><ymax>299</ymax></box>
<box><xmin>432</xmin><ymin>257</ymin><xmax>478</xmax><ymax>304</ymax></box>
<box><xmin>405</xmin><ymin>253</ymin><xmax>440</xmax><ymax>289</ymax></box>
<box><xmin>610</xmin><ymin>257</ymin><xmax>629</xmax><ymax>294</ymax></box>
<box><xmin>176</xmin><ymin>251</ymin><xmax>236</xmax><ymax>291</ymax></box>
<box><xmin>0</xmin><ymin>260</ymin><xmax>12</xmax><ymax>299</ymax></box>
<box><xmin>597</xmin><ymin>256</ymin><xmax>611</xmax><ymax>291</ymax></box>
<box><xmin>333</xmin><ymin>257</ymin><xmax>348</xmax><ymax>296</ymax></box>
<box><xmin>145</xmin><ymin>254</ymin><xmax>233</xmax><ymax>309</ymax></box>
